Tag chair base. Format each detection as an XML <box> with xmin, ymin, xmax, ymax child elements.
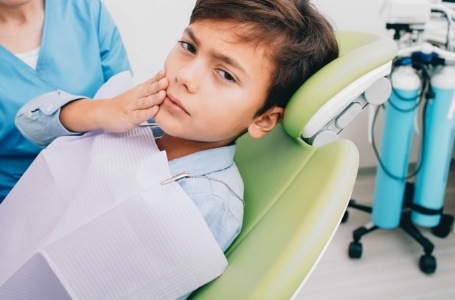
<box><xmin>343</xmin><ymin>182</ymin><xmax>454</xmax><ymax>274</ymax></box>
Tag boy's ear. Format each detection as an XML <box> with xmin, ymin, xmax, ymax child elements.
<box><xmin>247</xmin><ymin>106</ymin><xmax>284</xmax><ymax>139</ymax></box>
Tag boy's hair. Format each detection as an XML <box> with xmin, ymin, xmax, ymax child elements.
<box><xmin>190</xmin><ymin>0</ymin><xmax>339</xmax><ymax>116</ymax></box>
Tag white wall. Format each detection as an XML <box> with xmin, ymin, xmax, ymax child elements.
<box><xmin>312</xmin><ymin>0</ymin><xmax>396</xmax><ymax>169</ymax></box>
<box><xmin>312</xmin><ymin>0</ymin><xmax>388</xmax><ymax>35</ymax></box>
<box><xmin>102</xmin><ymin>0</ymin><xmax>196</xmax><ymax>84</ymax></box>
<box><xmin>103</xmin><ymin>0</ymin><xmax>454</xmax><ymax>169</ymax></box>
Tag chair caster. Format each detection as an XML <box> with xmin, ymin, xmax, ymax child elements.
<box><xmin>419</xmin><ymin>254</ymin><xmax>436</xmax><ymax>274</ymax></box>
<box><xmin>431</xmin><ymin>214</ymin><xmax>454</xmax><ymax>238</ymax></box>
<box><xmin>341</xmin><ymin>210</ymin><xmax>349</xmax><ymax>223</ymax></box>
<box><xmin>348</xmin><ymin>241</ymin><xmax>362</xmax><ymax>259</ymax></box>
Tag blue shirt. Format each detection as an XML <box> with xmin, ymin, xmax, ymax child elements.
<box><xmin>167</xmin><ymin>141</ymin><xmax>244</xmax><ymax>252</ymax></box>
<box><xmin>0</xmin><ymin>0</ymin><xmax>130</xmax><ymax>201</ymax></box>
<box><xmin>15</xmin><ymin>91</ymin><xmax>244</xmax><ymax>252</ymax></box>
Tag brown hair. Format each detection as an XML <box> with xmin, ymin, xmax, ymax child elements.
<box><xmin>190</xmin><ymin>0</ymin><xmax>339</xmax><ymax>116</ymax></box>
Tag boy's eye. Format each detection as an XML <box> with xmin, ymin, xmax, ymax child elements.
<box><xmin>178</xmin><ymin>40</ymin><xmax>196</xmax><ymax>54</ymax></box>
<box><xmin>216</xmin><ymin>69</ymin><xmax>236</xmax><ymax>84</ymax></box>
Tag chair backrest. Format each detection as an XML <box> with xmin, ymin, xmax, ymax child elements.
<box><xmin>190</xmin><ymin>31</ymin><xmax>397</xmax><ymax>300</ymax></box>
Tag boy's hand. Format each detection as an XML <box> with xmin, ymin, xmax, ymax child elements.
<box><xmin>95</xmin><ymin>70</ymin><xmax>168</xmax><ymax>132</ymax></box>
<box><xmin>60</xmin><ymin>70</ymin><xmax>168</xmax><ymax>133</ymax></box>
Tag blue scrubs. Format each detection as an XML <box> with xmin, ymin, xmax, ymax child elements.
<box><xmin>0</xmin><ymin>0</ymin><xmax>131</xmax><ymax>201</ymax></box>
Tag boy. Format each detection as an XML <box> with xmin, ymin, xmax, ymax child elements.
<box><xmin>15</xmin><ymin>0</ymin><xmax>338</xmax><ymax>279</ymax></box>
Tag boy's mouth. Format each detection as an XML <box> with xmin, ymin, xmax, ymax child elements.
<box><xmin>164</xmin><ymin>94</ymin><xmax>190</xmax><ymax>115</ymax></box>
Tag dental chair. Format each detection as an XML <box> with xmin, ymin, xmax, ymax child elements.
<box><xmin>190</xmin><ymin>31</ymin><xmax>397</xmax><ymax>299</ymax></box>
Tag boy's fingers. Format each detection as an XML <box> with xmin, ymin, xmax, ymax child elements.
<box><xmin>145</xmin><ymin>69</ymin><xmax>165</xmax><ymax>85</ymax></box>
<box><xmin>133</xmin><ymin>106</ymin><xmax>160</xmax><ymax>124</ymax></box>
<box><xmin>142</xmin><ymin>77</ymin><xmax>168</xmax><ymax>97</ymax></box>
<box><xmin>144</xmin><ymin>69</ymin><xmax>166</xmax><ymax>90</ymax></box>
<box><xmin>135</xmin><ymin>90</ymin><xmax>166</xmax><ymax>110</ymax></box>
<box><xmin>145</xmin><ymin>106</ymin><xmax>160</xmax><ymax>119</ymax></box>
<box><xmin>155</xmin><ymin>68</ymin><xmax>166</xmax><ymax>80</ymax></box>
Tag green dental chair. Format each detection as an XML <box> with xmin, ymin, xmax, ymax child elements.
<box><xmin>191</xmin><ymin>31</ymin><xmax>397</xmax><ymax>299</ymax></box>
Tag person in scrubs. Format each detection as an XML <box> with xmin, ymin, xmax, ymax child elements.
<box><xmin>0</xmin><ymin>0</ymin><xmax>131</xmax><ymax>202</ymax></box>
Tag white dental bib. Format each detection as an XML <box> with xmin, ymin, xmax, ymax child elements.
<box><xmin>0</xmin><ymin>127</ymin><xmax>227</xmax><ymax>299</ymax></box>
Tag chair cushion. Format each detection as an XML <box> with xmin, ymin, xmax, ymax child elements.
<box><xmin>190</xmin><ymin>124</ymin><xmax>359</xmax><ymax>299</ymax></box>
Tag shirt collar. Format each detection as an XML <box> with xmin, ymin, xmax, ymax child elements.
<box><xmin>151</xmin><ymin>125</ymin><xmax>236</xmax><ymax>176</ymax></box>
<box><xmin>168</xmin><ymin>144</ymin><xmax>236</xmax><ymax>177</ymax></box>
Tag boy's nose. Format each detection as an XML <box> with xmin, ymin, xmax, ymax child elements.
<box><xmin>175</xmin><ymin>61</ymin><xmax>202</xmax><ymax>94</ymax></box>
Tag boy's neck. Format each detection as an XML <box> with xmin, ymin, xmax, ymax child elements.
<box><xmin>156</xmin><ymin>134</ymin><xmax>234</xmax><ymax>161</ymax></box>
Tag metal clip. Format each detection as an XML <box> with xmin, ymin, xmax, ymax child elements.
<box><xmin>139</xmin><ymin>122</ymin><xmax>158</xmax><ymax>127</ymax></box>
<box><xmin>161</xmin><ymin>171</ymin><xmax>190</xmax><ymax>185</ymax></box>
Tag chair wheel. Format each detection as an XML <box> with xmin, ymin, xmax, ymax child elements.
<box><xmin>419</xmin><ymin>254</ymin><xmax>436</xmax><ymax>274</ymax></box>
<box><xmin>431</xmin><ymin>214</ymin><xmax>454</xmax><ymax>238</ymax></box>
<box><xmin>341</xmin><ymin>210</ymin><xmax>349</xmax><ymax>223</ymax></box>
<box><xmin>348</xmin><ymin>241</ymin><xmax>362</xmax><ymax>259</ymax></box>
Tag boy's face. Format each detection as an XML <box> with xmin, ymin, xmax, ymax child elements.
<box><xmin>155</xmin><ymin>20</ymin><xmax>283</xmax><ymax>150</ymax></box>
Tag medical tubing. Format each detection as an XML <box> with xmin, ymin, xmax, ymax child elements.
<box><xmin>431</xmin><ymin>4</ymin><xmax>455</xmax><ymax>48</ymax></box>
<box><xmin>371</xmin><ymin>65</ymin><xmax>422</xmax><ymax>229</ymax></box>
<box><xmin>372</xmin><ymin>64</ymin><xmax>430</xmax><ymax>181</ymax></box>
<box><xmin>371</xmin><ymin>103</ymin><xmax>426</xmax><ymax>181</ymax></box>
<box><xmin>430</xmin><ymin>9</ymin><xmax>452</xmax><ymax>48</ymax></box>
<box><xmin>387</xmin><ymin>62</ymin><xmax>431</xmax><ymax>113</ymax></box>
<box><xmin>389</xmin><ymin>89</ymin><xmax>421</xmax><ymax>112</ymax></box>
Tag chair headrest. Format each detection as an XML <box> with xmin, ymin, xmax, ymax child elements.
<box><xmin>283</xmin><ymin>30</ymin><xmax>398</xmax><ymax>139</ymax></box>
